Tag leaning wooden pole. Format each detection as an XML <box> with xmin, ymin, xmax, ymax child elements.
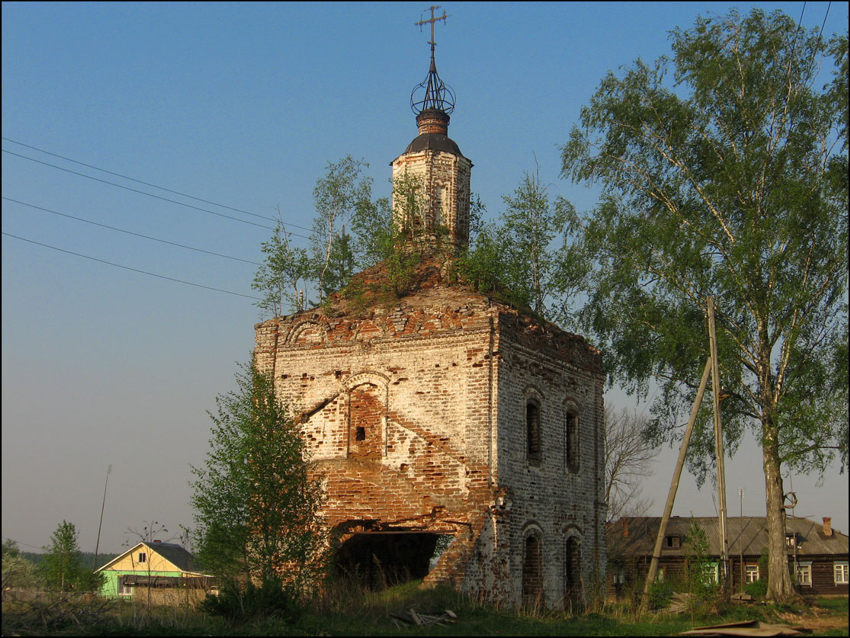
<box><xmin>639</xmin><ymin>357</ymin><xmax>712</xmax><ymax>615</ymax></box>
<box><xmin>708</xmin><ymin>297</ymin><xmax>729</xmax><ymax>592</ymax></box>
<box><xmin>93</xmin><ymin>464</ymin><xmax>111</xmax><ymax>571</ymax></box>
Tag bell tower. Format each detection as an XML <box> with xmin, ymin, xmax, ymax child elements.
<box><xmin>391</xmin><ymin>6</ymin><xmax>472</xmax><ymax>250</ymax></box>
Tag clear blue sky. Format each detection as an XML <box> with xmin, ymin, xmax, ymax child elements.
<box><xmin>3</xmin><ymin>2</ymin><xmax>847</xmax><ymax>555</ymax></box>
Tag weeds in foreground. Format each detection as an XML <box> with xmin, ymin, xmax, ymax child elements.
<box><xmin>2</xmin><ymin>586</ymin><xmax>847</xmax><ymax>636</ymax></box>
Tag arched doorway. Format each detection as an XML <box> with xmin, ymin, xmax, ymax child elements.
<box><xmin>334</xmin><ymin>532</ymin><xmax>439</xmax><ymax>590</ymax></box>
<box><xmin>522</xmin><ymin>532</ymin><xmax>543</xmax><ymax>608</ymax></box>
<box><xmin>564</xmin><ymin>535</ymin><xmax>582</xmax><ymax>610</ymax></box>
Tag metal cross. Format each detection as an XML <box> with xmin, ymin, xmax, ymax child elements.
<box><xmin>415</xmin><ymin>5</ymin><xmax>448</xmax><ymax>55</ymax></box>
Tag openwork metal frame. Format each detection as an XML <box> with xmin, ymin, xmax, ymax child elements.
<box><xmin>410</xmin><ymin>5</ymin><xmax>455</xmax><ymax>115</ymax></box>
<box><xmin>410</xmin><ymin>64</ymin><xmax>455</xmax><ymax>115</ymax></box>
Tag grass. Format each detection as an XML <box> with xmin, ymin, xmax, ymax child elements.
<box><xmin>2</xmin><ymin>584</ymin><xmax>848</xmax><ymax>636</ymax></box>
<box><xmin>816</xmin><ymin>596</ymin><xmax>850</xmax><ymax>613</ymax></box>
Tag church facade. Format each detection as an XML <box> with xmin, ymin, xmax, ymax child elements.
<box><xmin>253</xmin><ymin>30</ymin><xmax>606</xmax><ymax>609</ymax></box>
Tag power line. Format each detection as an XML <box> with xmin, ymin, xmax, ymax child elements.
<box><xmin>3</xmin><ymin>196</ymin><xmax>261</xmax><ymax>266</ymax></box>
<box><xmin>2</xmin><ymin>136</ymin><xmax>314</xmax><ymax>234</ymax></box>
<box><xmin>2</xmin><ymin>232</ymin><xmax>260</xmax><ymax>300</ymax></box>
<box><xmin>2</xmin><ymin>148</ymin><xmax>289</xmax><ymax>233</ymax></box>
<box><xmin>817</xmin><ymin>2</ymin><xmax>831</xmax><ymax>41</ymax></box>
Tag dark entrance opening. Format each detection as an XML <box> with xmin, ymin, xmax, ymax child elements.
<box><xmin>334</xmin><ymin>533</ymin><xmax>439</xmax><ymax>590</ymax></box>
<box><xmin>522</xmin><ymin>533</ymin><xmax>543</xmax><ymax>608</ymax></box>
<box><xmin>564</xmin><ymin>536</ymin><xmax>582</xmax><ymax>611</ymax></box>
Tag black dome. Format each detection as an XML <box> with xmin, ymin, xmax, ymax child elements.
<box><xmin>403</xmin><ymin>132</ymin><xmax>464</xmax><ymax>157</ymax></box>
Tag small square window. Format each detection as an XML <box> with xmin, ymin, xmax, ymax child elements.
<box><xmin>664</xmin><ymin>535</ymin><xmax>681</xmax><ymax>549</ymax></box>
<box><xmin>138</xmin><ymin>552</ymin><xmax>146</xmax><ymax>564</ymax></box>
<box><xmin>834</xmin><ymin>561</ymin><xmax>848</xmax><ymax>585</ymax></box>
<box><xmin>355</xmin><ymin>426</ymin><xmax>366</xmax><ymax>441</ymax></box>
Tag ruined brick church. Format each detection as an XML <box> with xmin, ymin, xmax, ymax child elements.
<box><xmin>254</xmin><ymin>22</ymin><xmax>605</xmax><ymax>609</ymax></box>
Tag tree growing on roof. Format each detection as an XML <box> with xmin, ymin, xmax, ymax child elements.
<box><xmin>457</xmin><ymin>164</ymin><xmax>585</xmax><ymax>327</ymax></box>
<box><xmin>562</xmin><ymin>8</ymin><xmax>847</xmax><ymax>601</ymax></box>
<box><xmin>311</xmin><ymin>156</ymin><xmax>373</xmax><ymax>303</ymax></box>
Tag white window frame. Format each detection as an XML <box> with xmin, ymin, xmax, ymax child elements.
<box><xmin>745</xmin><ymin>564</ymin><xmax>760</xmax><ymax>583</ymax></box>
<box><xmin>834</xmin><ymin>561</ymin><xmax>849</xmax><ymax>585</ymax></box>
<box><xmin>795</xmin><ymin>561</ymin><xmax>812</xmax><ymax>586</ymax></box>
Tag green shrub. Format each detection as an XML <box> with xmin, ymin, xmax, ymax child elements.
<box><xmin>200</xmin><ymin>577</ymin><xmax>300</xmax><ymax>623</ymax></box>
<box><xmin>744</xmin><ymin>580</ymin><xmax>767</xmax><ymax>598</ymax></box>
<box><xmin>648</xmin><ymin>580</ymin><xmax>673</xmax><ymax>610</ymax></box>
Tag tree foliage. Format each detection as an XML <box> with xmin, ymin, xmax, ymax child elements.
<box><xmin>459</xmin><ymin>166</ymin><xmax>584</xmax><ymax>326</ymax></box>
<box><xmin>349</xmin><ymin>170</ymin><xmax>435</xmax><ymax>296</ymax></box>
<box><xmin>40</xmin><ymin>521</ymin><xmax>101</xmax><ymax>592</ymax></box>
<box><xmin>2</xmin><ymin>539</ymin><xmax>39</xmax><ymax>591</ymax></box>
<box><xmin>562</xmin><ymin>8</ymin><xmax>847</xmax><ymax>601</ymax></box>
<box><xmin>311</xmin><ymin>156</ymin><xmax>373</xmax><ymax>303</ymax></box>
<box><xmin>683</xmin><ymin>519</ymin><xmax>719</xmax><ymax>618</ymax></box>
<box><xmin>252</xmin><ymin>210</ymin><xmax>312</xmax><ymax>317</ymax></box>
<box><xmin>190</xmin><ymin>360</ymin><xmax>326</xmax><ymax>597</ymax></box>
<box><xmin>253</xmin><ymin>157</ymin><xmax>372</xmax><ymax>318</ymax></box>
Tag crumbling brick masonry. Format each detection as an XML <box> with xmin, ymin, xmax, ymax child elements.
<box><xmin>254</xmin><ymin>268</ymin><xmax>605</xmax><ymax>608</ymax></box>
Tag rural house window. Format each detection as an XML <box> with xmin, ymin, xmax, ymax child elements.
<box><xmin>613</xmin><ymin>567</ymin><xmax>626</xmax><ymax>585</ymax></box>
<box><xmin>834</xmin><ymin>561</ymin><xmax>849</xmax><ymax>585</ymax></box>
<box><xmin>526</xmin><ymin>400</ymin><xmax>541</xmax><ymax>464</ymax></box>
<box><xmin>664</xmin><ymin>535</ymin><xmax>681</xmax><ymax>549</ymax></box>
<box><xmin>117</xmin><ymin>574</ymin><xmax>133</xmax><ymax>596</ymax></box>
<box><xmin>795</xmin><ymin>562</ymin><xmax>812</xmax><ymax>586</ymax></box>
<box><xmin>745</xmin><ymin>564</ymin><xmax>760</xmax><ymax>583</ymax></box>
<box><xmin>784</xmin><ymin>533</ymin><xmax>797</xmax><ymax>548</ymax></box>
<box><xmin>565</xmin><ymin>409</ymin><xmax>579</xmax><ymax>473</ymax></box>
<box><xmin>138</xmin><ymin>552</ymin><xmax>146</xmax><ymax>563</ymax></box>
<box><xmin>702</xmin><ymin>562</ymin><xmax>719</xmax><ymax>584</ymax></box>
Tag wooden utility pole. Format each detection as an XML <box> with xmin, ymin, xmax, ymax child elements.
<box><xmin>708</xmin><ymin>297</ymin><xmax>729</xmax><ymax>590</ymax></box>
<box><xmin>93</xmin><ymin>464</ymin><xmax>111</xmax><ymax>570</ymax></box>
<box><xmin>639</xmin><ymin>357</ymin><xmax>712</xmax><ymax>614</ymax></box>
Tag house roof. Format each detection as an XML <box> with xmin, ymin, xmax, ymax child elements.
<box><xmin>607</xmin><ymin>516</ymin><xmax>849</xmax><ymax>560</ymax></box>
<box><xmin>94</xmin><ymin>541</ymin><xmax>205</xmax><ymax>574</ymax></box>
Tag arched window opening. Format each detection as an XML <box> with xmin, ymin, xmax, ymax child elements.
<box><xmin>348</xmin><ymin>383</ymin><xmax>383</xmax><ymax>459</ymax></box>
<box><xmin>564</xmin><ymin>536</ymin><xmax>582</xmax><ymax>611</ymax></box>
<box><xmin>526</xmin><ymin>400</ymin><xmax>541</xmax><ymax>464</ymax></box>
<box><xmin>565</xmin><ymin>409</ymin><xmax>580</xmax><ymax>473</ymax></box>
<box><xmin>522</xmin><ymin>533</ymin><xmax>543</xmax><ymax>609</ymax></box>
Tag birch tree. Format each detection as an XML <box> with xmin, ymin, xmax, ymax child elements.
<box><xmin>562</xmin><ymin>9</ymin><xmax>847</xmax><ymax>601</ymax></box>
